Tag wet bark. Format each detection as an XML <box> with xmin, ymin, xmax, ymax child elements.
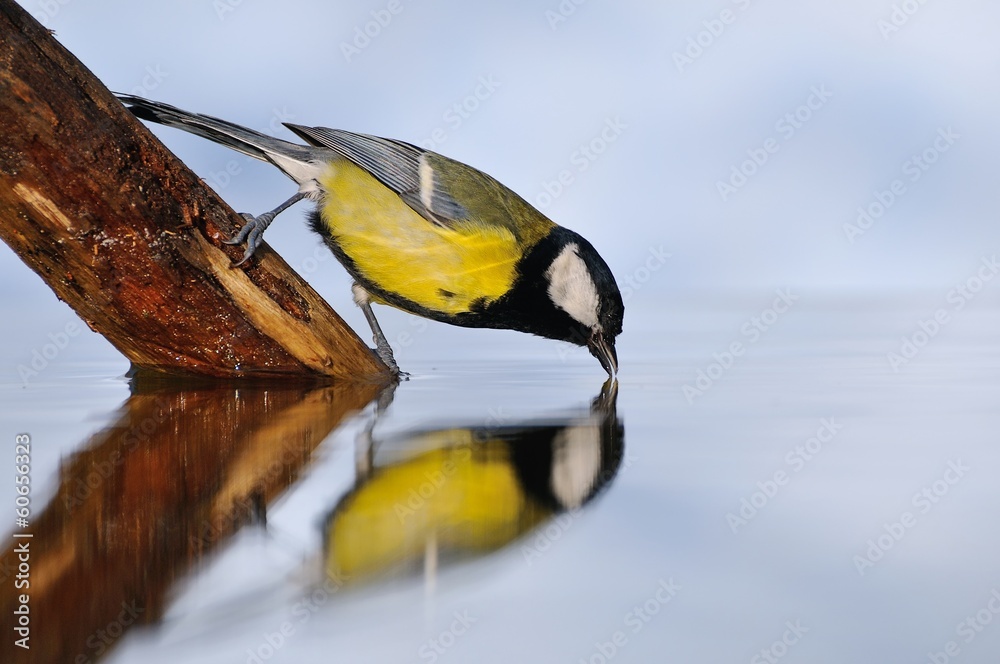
<box><xmin>0</xmin><ymin>0</ymin><xmax>389</xmax><ymax>381</ymax></box>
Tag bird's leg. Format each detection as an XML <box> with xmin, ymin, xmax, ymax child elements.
<box><xmin>353</xmin><ymin>283</ymin><xmax>401</xmax><ymax>375</ymax></box>
<box><xmin>361</xmin><ymin>301</ymin><xmax>400</xmax><ymax>374</ymax></box>
<box><xmin>355</xmin><ymin>381</ymin><xmax>397</xmax><ymax>480</ymax></box>
<box><xmin>224</xmin><ymin>191</ymin><xmax>307</xmax><ymax>266</ymax></box>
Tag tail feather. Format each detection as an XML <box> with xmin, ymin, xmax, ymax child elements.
<box><xmin>116</xmin><ymin>94</ymin><xmax>320</xmax><ymax>179</ymax></box>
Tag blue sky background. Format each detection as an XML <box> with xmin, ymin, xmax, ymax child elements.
<box><xmin>4</xmin><ymin>0</ymin><xmax>999</xmax><ymax>309</ymax></box>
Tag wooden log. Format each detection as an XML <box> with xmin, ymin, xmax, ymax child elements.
<box><xmin>0</xmin><ymin>379</ymin><xmax>383</xmax><ymax>663</ymax></box>
<box><xmin>0</xmin><ymin>0</ymin><xmax>389</xmax><ymax>381</ymax></box>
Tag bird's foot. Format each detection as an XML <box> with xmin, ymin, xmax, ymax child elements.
<box><xmin>224</xmin><ymin>211</ymin><xmax>275</xmax><ymax>266</ymax></box>
<box><xmin>374</xmin><ymin>340</ymin><xmax>404</xmax><ymax>377</ymax></box>
<box><xmin>222</xmin><ymin>191</ymin><xmax>307</xmax><ymax>266</ymax></box>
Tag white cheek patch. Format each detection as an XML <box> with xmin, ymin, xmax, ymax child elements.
<box><xmin>550</xmin><ymin>424</ymin><xmax>602</xmax><ymax>510</ymax></box>
<box><xmin>546</xmin><ymin>243</ymin><xmax>600</xmax><ymax>329</ymax></box>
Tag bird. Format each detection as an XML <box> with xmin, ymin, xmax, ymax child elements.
<box><xmin>325</xmin><ymin>380</ymin><xmax>622</xmax><ymax>584</ymax></box>
<box><xmin>117</xmin><ymin>95</ymin><xmax>624</xmax><ymax>376</ymax></box>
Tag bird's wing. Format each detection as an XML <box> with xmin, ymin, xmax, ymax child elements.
<box><xmin>284</xmin><ymin>125</ymin><xmax>469</xmax><ymax>228</ymax></box>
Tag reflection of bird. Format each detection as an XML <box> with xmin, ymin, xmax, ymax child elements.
<box><xmin>324</xmin><ymin>382</ymin><xmax>623</xmax><ymax>584</ymax></box>
<box><xmin>117</xmin><ymin>95</ymin><xmax>624</xmax><ymax>375</ymax></box>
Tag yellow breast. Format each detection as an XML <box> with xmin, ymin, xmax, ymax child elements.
<box><xmin>326</xmin><ymin>439</ymin><xmax>542</xmax><ymax>581</ymax></box>
<box><xmin>316</xmin><ymin>161</ymin><xmax>520</xmax><ymax>316</ymax></box>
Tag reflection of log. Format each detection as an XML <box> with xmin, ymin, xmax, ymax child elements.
<box><xmin>0</xmin><ymin>0</ymin><xmax>387</xmax><ymax>380</ymax></box>
<box><xmin>0</xmin><ymin>378</ymin><xmax>382</xmax><ymax>664</ymax></box>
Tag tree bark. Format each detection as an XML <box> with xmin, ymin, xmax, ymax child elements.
<box><xmin>0</xmin><ymin>0</ymin><xmax>389</xmax><ymax>382</ymax></box>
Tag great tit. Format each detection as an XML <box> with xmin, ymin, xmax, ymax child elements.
<box><xmin>117</xmin><ymin>95</ymin><xmax>624</xmax><ymax>376</ymax></box>
<box><xmin>324</xmin><ymin>381</ymin><xmax>622</xmax><ymax>584</ymax></box>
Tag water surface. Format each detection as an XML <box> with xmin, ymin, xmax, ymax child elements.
<box><xmin>3</xmin><ymin>295</ymin><xmax>1000</xmax><ymax>663</ymax></box>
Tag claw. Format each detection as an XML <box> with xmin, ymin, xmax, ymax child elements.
<box><xmin>223</xmin><ymin>213</ymin><xmax>257</xmax><ymax>246</ymax></box>
<box><xmin>375</xmin><ymin>340</ymin><xmax>400</xmax><ymax>375</ymax></box>
<box><xmin>222</xmin><ymin>191</ymin><xmax>307</xmax><ymax>266</ymax></box>
<box><xmin>232</xmin><ymin>245</ymin><xmax>256</xmax><ymax>268</ymax></box>
<box><xmin>226</xmin><ymin>212</ymin><xmax>274</xmax><ymax>265</ymax></box>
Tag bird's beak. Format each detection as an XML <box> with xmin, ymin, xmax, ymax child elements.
<box><xmin>588</xmin><ymin>331</ymin><xmax>618</xmax><ymax>377</ymax></box>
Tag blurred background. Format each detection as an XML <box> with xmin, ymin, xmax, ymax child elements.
<box><xmin>5</xmin><ymin>0</ymin><xmax>1000</xmax><ymax>307</ymax></box>
<box><xmin>2</xmin><ymin>1</ymin><xmax>1000</xmax><ymax>663</ymax></box>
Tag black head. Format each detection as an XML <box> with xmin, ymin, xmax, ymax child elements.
<box><xmin>488</xmin><ymin>227</ymin><xmax>624</xmax><ymax>375</ymax></box>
